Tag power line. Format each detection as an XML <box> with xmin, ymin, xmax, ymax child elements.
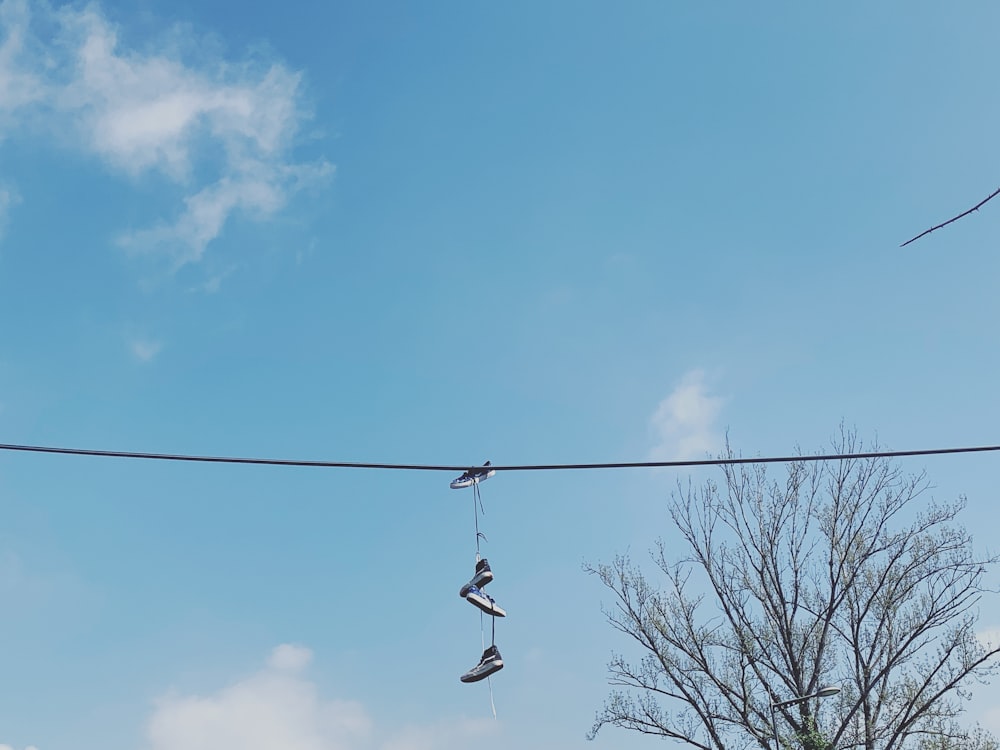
<box><xmin>0</xmin><ymin>441</ymin><xmax>999</xmax><ymax>473</ymax></box>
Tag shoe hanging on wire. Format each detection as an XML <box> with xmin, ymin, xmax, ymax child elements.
<box><xmin>450</xmin><ymin>461</ymin><xmax>495</xmax><ymax>489</ymax></box>
<box><xmin>452</xmin><ymin>460</ymin><xmax>506</xmax><ymax>696</ymax></box>
<box><xmin>460</xmin><ymin>557</ymin><xmax>494</xmax><ymax>598</ymax></box>
<box><xmin>460</xmin><ymin>645</ymin><xmax>504</xmax><ymax>683</ymax></box>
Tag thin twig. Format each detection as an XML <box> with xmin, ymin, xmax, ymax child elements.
<box><xmin>901</xmin><ymin>186</ymin><xmax>1000</xmax><ymax>247</ymax></box>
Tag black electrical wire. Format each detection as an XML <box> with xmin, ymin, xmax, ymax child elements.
<box><xmin>0</xmin><ymin>441</ymin><xmax>999</xmax><ymax>472</ymax></box>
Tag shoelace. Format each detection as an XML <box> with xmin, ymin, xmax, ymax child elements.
<box><xmin>472</xmin><ymin>482</ymin><xmax>486</xmax><ymax>556</ymax></box>
<box><xmin>480</xmin><ymin>608</ymin><xmax>497</xmax><ymax>719</ymax></box>
<box><xmin>469</xmin><ymin>470</ymin><xmax>497</xmax><ymax>717</ymax></box>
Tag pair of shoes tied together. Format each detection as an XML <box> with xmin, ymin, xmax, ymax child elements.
<box><xmin>459</xmin><ymin>558</ymin><xmax>505</xmax><ymax>617</ymax></box>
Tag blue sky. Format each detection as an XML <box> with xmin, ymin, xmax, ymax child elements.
<box><xmin>2</xmin><ymin>1</ymin><xmax>1000</xmax><ymax>748</ymax></box>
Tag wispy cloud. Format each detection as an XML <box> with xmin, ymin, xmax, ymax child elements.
<box><xmin>0</xmin><ymin>0</ymin><xmax>44</xmax><ymax>127</ymax></box>
<box><xmin>0</xmin><ymin>184</ymin><xmax>19</xmax><ymax>239</ymax></box>
<box><xmin>0</xmin><ymin>0</ymin><xmax>331</xmax><ymax>264</ymax></box>
<box><xmin>130</xmin><ymin>338</ymin><xmax>163</xmax><ymax>363</ymax></box>
<box><xmin>649</xmin><ymin>369</ymin><xmax>725</xmax><ymax>461</ymax></box>
<box><xmin>190</xmin><ymin>263</ymin><xmax>239</xmax><ymax>294</ymax></box>
<box><xmin>268</xmin><ymin>643</ymin><xmax>313</xmax><ymax>672</ymax></box>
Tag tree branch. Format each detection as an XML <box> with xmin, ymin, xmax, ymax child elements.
<box><xmin>901</xmin><ymin>187</ymin><xmax>1000</xmax><ymax>247</ymax></box>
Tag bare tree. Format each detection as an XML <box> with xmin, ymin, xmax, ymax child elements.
<box><xmin>588</xmin><ymin>431</ymin><xmax>1000</xmax><ymax>750</ymax></box>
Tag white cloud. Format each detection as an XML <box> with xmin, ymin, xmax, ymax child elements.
<box><xmin>0</xmin><ymin>0</ymin><xmax>332</xmax><ymax>265</ymax></box>
<box><xmin>131</xmin><ymin>338</ymin><xmax>163</xmax><ymax>363</ymax></box>
<box><xmin>146</xmin><ymin>645</ymin><xmax>372</xmax><ymax>750</ymax></box>
<box><xmin>649</xmin><ymin>368</ymin><xmax>725</xmax><ymax>461</ymax></box>
<box><xmin>144</xmin><ymin>645</ymin><xmax>503</xmax><ymax>750</ymax></box>
<box><xmin>0</xmin><ymin>744</ymin><xmax>39</xmax><ymax>750</ymax></box>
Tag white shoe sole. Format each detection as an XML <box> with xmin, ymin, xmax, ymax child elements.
<box><xmin>466</xmin><ymin>591</ymin><xmax>506</xmax><ymax>617</ymax></box>
<box><xmin>460</xmin><ymin>659</ymin><xmax>503</xmax><ymax>683</ymax></box>
<box><xmin>449</xmin><ymin>469</ymin><xmax>496</xmax><ymax>489</ymax></box>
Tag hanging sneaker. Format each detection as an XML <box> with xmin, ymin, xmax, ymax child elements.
<box><xmin>465</xmin><ymin>585</ymin><xmax>506</xmax><ymax>617</ymax></box>
<box><xmin>450</xmin><ymin>461</ymin><xmax>496</xmax><ymax>489</ymax></box>
<box><xmin>459</xmin><ymin>558</ymin><xmax>494</xmax><ymax>597</ymax></box>
<box><xmin>460</xmin><ymin>645</ymin><xmax>504</xmax><ymax>683</ymax></box>
<box><xmin>450</xmin><ymin>473</ymin><xmax>474</xmax><ymax>490</ymax></box>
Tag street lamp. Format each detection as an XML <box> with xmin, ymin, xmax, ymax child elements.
<box><xmin>770</xmin><ymin>686</ymin><xmax>840</xmax><ymax>750</ymax></box>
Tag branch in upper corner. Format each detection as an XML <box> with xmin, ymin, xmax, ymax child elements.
<box><xmin>900</xmin><ymin>186</ymin><xmax>1000</xmax><ymax>247</ymax></box>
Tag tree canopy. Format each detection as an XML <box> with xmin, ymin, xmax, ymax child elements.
<box><xmin>589</xmin><ymin>432</ymin><xmax>1000</xmax><ymax>750</ymax></box>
